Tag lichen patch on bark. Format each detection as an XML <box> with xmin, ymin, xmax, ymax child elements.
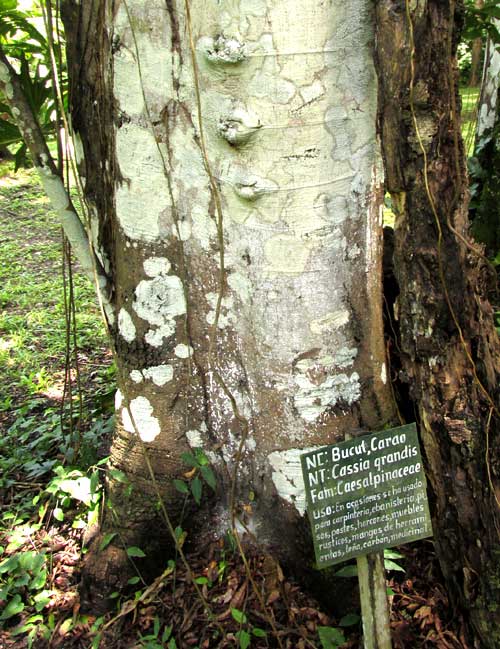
<box><xmin>122</xmin><ymin>396</ymin><xmax>161</xmax><ymax>442</ymax></box>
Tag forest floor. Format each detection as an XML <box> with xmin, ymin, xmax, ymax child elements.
<box><xmin>0</xmin><ymin>164</ymin><xmax>476</xmax><ymax>648</ymax></box>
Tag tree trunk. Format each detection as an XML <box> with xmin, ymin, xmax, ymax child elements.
<box><xmin>469</xmin><ymin>0</ymin><xmax>484</xmax><ymax>88</ymax></box>
<box><xmin>470</xmin><ymin>22</ymin><xmax>500</xmax><ymax>254</ymax></box>
<box><xmin>63</xmin><ymin>0</ymin><xmax>395</xmax><ymax>610</ymax></box>
<box><xmin>477</xmin><ymin>19</ymin><xmax>500</xmax><ymax>138</ymax></box>
<box><xmin>375</xmin><ymin>1</ymin><xmax>500</xmax><ymax>646</ymax></box>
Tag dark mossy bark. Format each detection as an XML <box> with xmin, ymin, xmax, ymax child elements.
<box><xmin>375</xmin><ymin>1</ymin><xmax>500</xmax><ymax>646</ymax></box>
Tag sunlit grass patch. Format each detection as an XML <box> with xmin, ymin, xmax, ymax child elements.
<box><xmin>0</xmin><ymin>165</ymin><xmax>108</xmax><ymax>402</ymax></box>
<box><xmin>0</xmin><ymin>160</ymin><xmax>113</xmax><ymax>490</ymax></box>
<box><xmin>459</xmin><ymin>86</ymin><xmax>480</xmax><ymax>157</ymax></box>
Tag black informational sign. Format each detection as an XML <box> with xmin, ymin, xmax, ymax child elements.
<box><xmin>300</xmin><ymin>424</ymin><xmax>433</xmax><ymax>568</ymax></box>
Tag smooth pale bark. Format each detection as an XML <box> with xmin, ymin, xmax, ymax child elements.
<box><xmin>471</xmin><ymin>19</ymin><xmax>500</xmax><ymax>253</ymax></box>
<box><xmin>62</xmin><ymin>0</ymin><xmax>395</xmax><ymax>608</ymax></box>
<box><xmin>477</xmin><ymin>20</ymin><xmax>500</xmax><ymax>138</ymax></box>
<box><xmin>375</xmin><ymin>1</ymin><xmax>500</xmax><ymax>646</ymax></box>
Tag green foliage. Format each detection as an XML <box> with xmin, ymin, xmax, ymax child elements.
<box><xmin>0</xmin><ymin>166</ymin><xmax>113</xmax><ymax>646</ymax></box>
<box><xmin>0</xmin><ymin>168</ymin><xmax>112</xmax><ymax>492</ymax></box>
<box><xmin>333</xmin><ymin>549</ymin><xmax>405</xmax><ymax>579</ymax></box>
<box><xmin>137</xmin><ymin>619</ymin><xmax>177</xmax><ymax>649</ymax></box>
<box><xmin>462</xmin><ymin>1</ymin><xmax>500</xmax><ymax>44</ymax></box>
<box><xmin>0</xmin><ymin>550</ymin><xmax>47</xmax><ymax>619</ymax></box>
<box><xmin>317</xmin><ymin>626</ymin><xmax>346</xmax><ymax>649</ymax></box>
<box><xmin>231</xmin><ymin>608</ymin><xmax>267</xmax><ymax>648</ymax></box>
<box><xmin>174</xmin><ymin>448</ymin><xmax>217</xmax><ymax>506</ymax></box>
<box><xmin>0</xmin><ymin>3</ymin><xmax>65</xmax><ymax>169</ymax></box>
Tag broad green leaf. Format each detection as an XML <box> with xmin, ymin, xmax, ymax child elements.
<box><xmin>252</xmin><ymin>627</ymin><xmax>267</xmax><ymax>637</ymax></box>
<box><xmin>0</xmin><ymin>555</ymin><xmax>19</xmax><ymax>574</ymax></box>
<box><xmin>339</xmin><ymin>613</ymin><xmax>360</xmax><ymax>627</ymax></box>
<box><xmin>30</xmin><ymin>567</ymin><xmax>47</xmax><ymax>590</ymax></box>
<box><xmin>0</xmin><ymin>594</ymin><xmax>24</xmax><ymax>620</ymax></box>
<box><xmin>200</xmin><ymin>465</ymin><xmax>216</xmax><ymax>490</ymax></box>
<box><xmin>194</xmin><ymin>448</ymin><xmax>210</xmax><ymax>466</ymax></box>
<box><xmin>384</xmin><ymin>559</ymin><xmax>405</xmax><ymax>573</ymax></box>
<box><xmin>11</xmin><ymin>614</ymin><xmax>44</xmax><ymax>635</ymax></box>
<box><xmin>90</xmin><ymin>470</ymin><xmax>100</xmax><ymax>496</ymax></box>
<box><xmin>0</xmin><ymin>1</ymin><xmax>18</xmax><ymax>11</ymax></box>
<box><xmin>59</xmin><ymin>618</ymin><xmax>73</xmax><ymax>635</ymax></box>
<box><xmin>19</xmin><ymin>551</ymin><xmax>44</xmax><ymax>572</ymax></box>
<box><xmin>317</xmin><ymin>626</ymin><xmax>346</xmax><ymax>649</ymax></box>
<box><xmin>53</xmin><ymin>507</ymin><xmax>64</xmax><ymax>522</ymax></box>
<box><xmin>383</xmin><ymin>549</ymin><xmax>404</xmax><ymax>559</ymax></box>
<box><xmin>34</xmin><ymin>590</ymin><xmax>51</xmax><ymax>611</ymax></box>
<box><xmin>236</xmin><ymin>629</ymin><xmax>251</xmax><ymax>649</ymax></box>
<box><xmin>99</xmin><ymin>533</ymin><xmax>117</xmax><ymax>551</ymax></box>
<box><xmin>231</xmin><ymin>608</ymin><xmax>247</xmax><ymax>624</ymax></box>
<box><xmin>181</xmin><ymin>452</ymin><xmax>199</xmax><ymax>468</ymax></box>
<box><xmin>0</xmin><ymin>118</ymin><xmax>21</xmax><ymax>147</ymax></box>
<box><xmin>173</xmin><ymin>479</ymin><xmax>189</xmax><ymax>494</ymax></box>
<box><xmin>126</xmin><ymin>546</ymin><xmax>146</xmax><ymax>558</ymax></box>
<box><xmin>127</xmin><ymin>576</ymin><xmax>140</xmax><ymax>585</ymax></box>
<box><xmin>191</xmin><ymin>476</ymin><xmax>202</xmax><ymax>505</ymax></box>
<box><xmin>108</xmin><ymin>469</ymin><xmax>128</xmax><ymax>483</ymax></box>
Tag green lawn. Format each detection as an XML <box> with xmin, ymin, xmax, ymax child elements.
<box><xmin>0</xmin><ymin>163</ymin><xmax>113</xmax><ymax>482</ymax></box>
<box><xmin>460</xmin><ymin>86</ymin><xmax>480</xmax><ymax>156</ymax></box>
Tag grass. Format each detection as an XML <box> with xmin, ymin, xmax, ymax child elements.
<box><xmin>0</xmin><ymin>160</ymin><xmax>117</xmax><ymax>645</ymax></box>
<box><xmin>459</xmin><ymin>86</ymin><xmax>480</xmax><ymax>157</ymax></box>
<box><xmin>0</xmin><ymin>160</ymin><xmax>114</xmax><ymax>490</ymax></box>
<box><xmin>0</xmin><ymin>166</ymin><xmax>107</xmax><ymax>401</ymax></box>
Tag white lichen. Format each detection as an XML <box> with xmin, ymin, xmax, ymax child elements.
<box><xmin>264</xmin><ymin>235</ymin><xmax>312</xmax><ymax>274</ymax></box>
<box><xmin>186</xmin><ymin>429</ymin><xmax>204</xmax><ymax>447</ymax></box>
<box><xmin>118</xmin><ymin>308</ymin><xmax>136</xmax><ymax>343</ymax></box>
<box><xmin>144</xmin><ymin>257</ymin><xmax>171</xmax><ymax>278</ymax></box>
<box><xmin>294</xmin><ymin>372</ymin><xmax>361</xmax><ymax>422</ymax></box>
<box><xmin>115</xmin><ymin>124</ymin><xmax>170</xmax><ymax>242</ymax></box>
<box><xmin>143</xmin><ymin>364</ymin><xmax>174</xmax><ymax>386</ymax></box>
<box><xmin>268</xmin><ymin>448</ymin><xmax>319</xmax><ymax>514</ymax></box>
<box><xmin>227</xmin><ymin>272</ymin><xmax>253</xmax><ymax>304</ymax></box>
<box><xmin>199</xmin><ymin>35</ymin><xmax>247</xmax><ymax>64</ymax></box>
<box><xmin>206</xmin><ymin>293</ymin><xmax>237</xmax><ymax>328</ymax></box>
<box><xmin>309</xmin><ymin>310</ymin><xmax>350</xmax><ymax>334</ymax></box>
<box><xmin>174</xmin><ymin>344</ymin><xmax>193</xmax><ymax>358</ymax></box>
<box><xmin>115</xmin><ymin>389</ymin><xmax>123</xmax><ymax>410</ymax></box>
<box><xmin>172</xmin><ymin>221</ymin><xmax>192</xmax><ymax>241</ymax></box>
<box><xmin>133</xmin><ymin>274</ymin><xmax>186</xmax><ymax>347</ymax></box>
<box><xmin>0</xmin><ymin>61</ymin><xmax>14</xmax><ymax>99</ymax></box>
<box><xmin>122</xmin><ymin>396</ymin><xmax>161</xmax><ymax>442</ymax></box>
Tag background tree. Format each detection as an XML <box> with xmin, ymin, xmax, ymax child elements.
<box><xmin>376</xmin><ymin>1</ymin><xmax>500</xmax><ymax>645</ymax></box>
<box><xmin>469</xmin><ymin>18</ymin><xmax>500</xmax><ymax>255</ymax></box>
<box><xmin>469</xmin><ymin>0</ymin><xmax>484</xmax><ymax>87</ymax></box>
